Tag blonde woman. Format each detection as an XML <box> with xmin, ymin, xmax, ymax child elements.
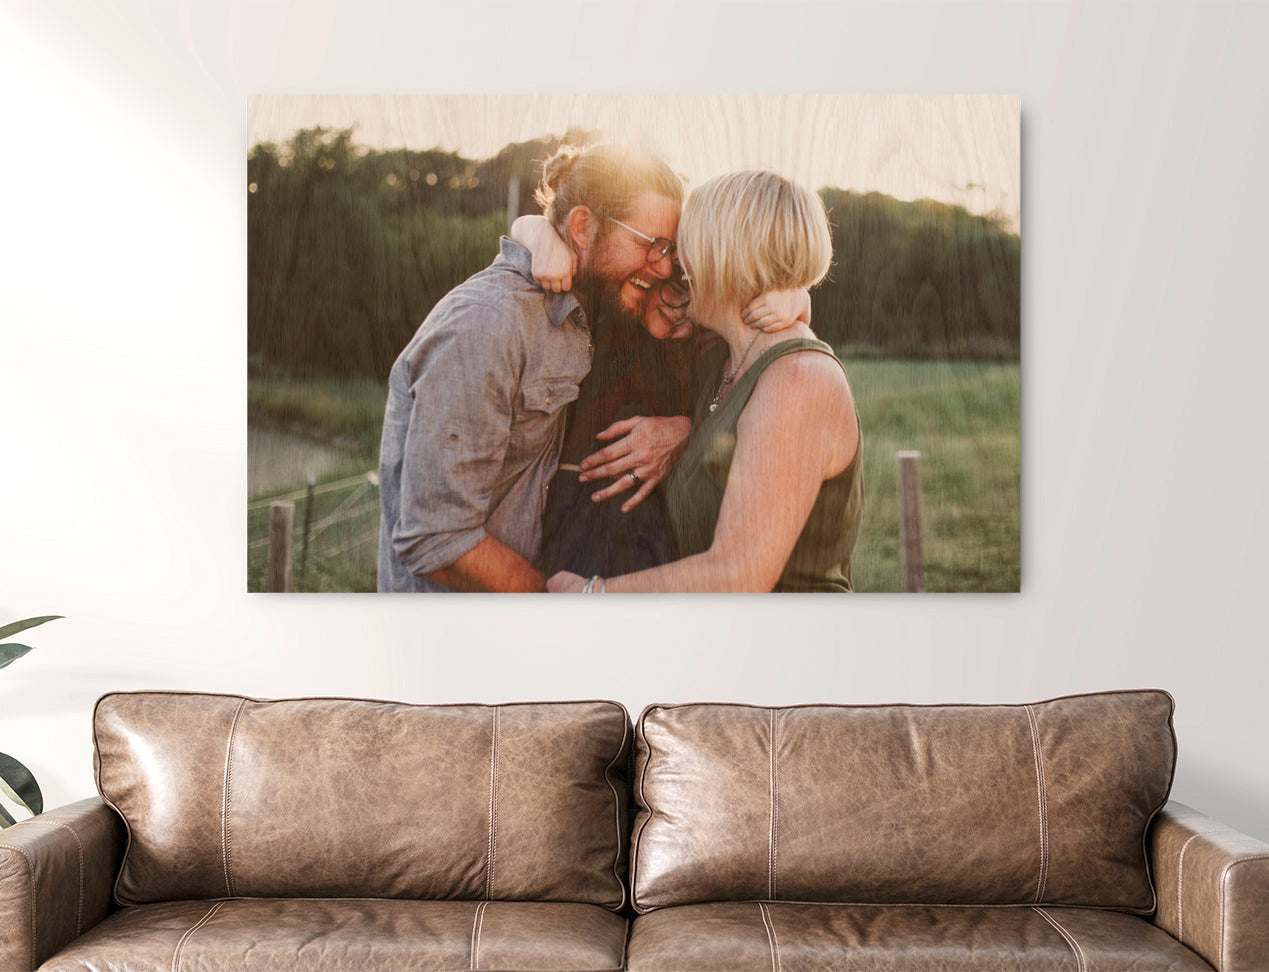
<box><xmin>547</xmin><ymin>170</ymin><xmax>863</xmax><ymax>592</ymax></box>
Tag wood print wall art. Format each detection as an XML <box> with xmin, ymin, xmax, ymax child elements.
<box><xmin>247</xmin><ymin>95</ymin><xmax>1020</xmax><ymax>593</ymax></box>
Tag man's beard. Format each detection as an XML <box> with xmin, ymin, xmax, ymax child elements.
<box><xmin>575</xmin><ymin>268</ymin><xmax>646</xmax><ymax>333</ymax></box>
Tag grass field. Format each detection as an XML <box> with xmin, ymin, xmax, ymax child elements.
<box><xmin>249</xmin><ymin>375</ymin><xmax>388</xmax><ymax>591</ymax></box>
<box><xmin>846</xmin><ymin>359</ymin><xmax>1020</xmax><ymax>592</ymax></box>
<box><xmin>248</xmin><ymin>469</ymin><xmax>382</xmax><ymax>592</ymax></box>
<box><xmin>248</xmin><ymin>359</ymin><xmax>1020</xmax><ymax>592</ymax></box>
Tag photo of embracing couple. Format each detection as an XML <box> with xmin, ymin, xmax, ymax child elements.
<box><xmin>247</xmin><ymin>95</ymin><xmax>1020</xmax><ymax>594</ymax></box>
<box><xmin>378</xmin><ymin>144</ymin><xmax>863</xmax><ymax>593</ymax></box>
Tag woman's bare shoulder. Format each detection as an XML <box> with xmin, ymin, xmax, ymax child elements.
<box><xmin>760</xmin><ymin>345</ymin><xmax>855</xmax><ymax>410</ymax></box>
<box><xmin>746</xmin><ymin>346</ymin><xmax>858</xmax><ymax>473</ymax></box>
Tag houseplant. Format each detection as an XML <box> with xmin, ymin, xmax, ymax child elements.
<box><xmin>0</xmin><ymin>615</ymin><xmax>61</xmax><ymax>827</ymax></box>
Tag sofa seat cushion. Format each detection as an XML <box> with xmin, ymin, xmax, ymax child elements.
<box><xmin>40</xmin><ymin>899</ymin><xmax>627</xmax><ymax>972</ymax></box>
<box><xmin>625</xmin><ymin>902</ymin><xmax>1213</xmax><ymax>971</ymax></box>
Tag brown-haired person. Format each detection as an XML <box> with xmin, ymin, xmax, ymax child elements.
<box><xmin>510</xmin><ymin>216</ymin><xmax>812</xmax><ymax>583</ymax></box>
<box><xmin>547</xmin><ymin>170</ymin><xmax>864</xmax><ymax>593</ymax></box>
<box><xmin>377</xmin><ymin>144</ymin><xmax>683</xmax><ymax>592</ymax></box>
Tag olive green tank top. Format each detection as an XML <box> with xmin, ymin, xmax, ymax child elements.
<box><xmin>665</xmin><ymin>337</ymin><xmax>864</xmax><ymax>592</ymax></box>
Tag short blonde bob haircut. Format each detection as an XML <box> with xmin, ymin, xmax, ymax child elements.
<box><xmin>677</xmin><ymin>169</ymin><xmax>832</xmax><ymax>318</ymax></box>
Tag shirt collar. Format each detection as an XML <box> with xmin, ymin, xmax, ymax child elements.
<box><xmin>498</xmin><ymin>236</ymin><xmax>585</xmax><ymax>329</ymax></box>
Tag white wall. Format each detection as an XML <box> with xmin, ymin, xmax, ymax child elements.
<box><xmin>2</xmin><ymin>2</ymin><xmax>1266</xmax><ymax>841</ymax></box>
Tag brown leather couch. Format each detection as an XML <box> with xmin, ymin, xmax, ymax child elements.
<box><xmin>1</xmin><ymin>690</ymin><xmax>1265</xmax><ymax>971</ymax></box>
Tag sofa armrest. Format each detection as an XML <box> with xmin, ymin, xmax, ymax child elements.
<box><xmin>0</xmin><ymin>798</ymin><xmax>125</xmax><ymax>972</ymax></box>
<box><xmin>1150</xmin><ymin>801</ymin><xmax>1269</xmax><ymax>972</ymax></box>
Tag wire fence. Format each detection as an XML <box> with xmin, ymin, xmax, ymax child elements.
<box><xmin>248</xmin><ymin>471</ymin><xmax>380</xmax><ymax>592</ymax></box>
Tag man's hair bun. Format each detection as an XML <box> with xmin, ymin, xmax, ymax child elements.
<box><xmin>532</xmin><ymin>142</ymin><xmax>683</xmax><ymax>242</ymax></box>
<box><xmin>534</xmin><ymin>145</ymin><xmax>582</xmax><ymax>211</ymax></box>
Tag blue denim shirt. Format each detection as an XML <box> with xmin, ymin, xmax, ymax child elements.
<box><xmin>377</xmin><ymin>238</ymin><xmax>591</xmax><ymax>592</ymax></box>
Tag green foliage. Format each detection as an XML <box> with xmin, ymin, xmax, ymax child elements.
<box><xmin>248</xmin><ymin>127</ymin><xmax>598</xmax><ymax>380</ymax></box>
<box><xmin>816</xmin><ymin>190</ymin><xmax>1020</xmax><ymax>361</ymax></box>
<box><xmin>1</xmin><ymin>615</ymin><xmax>60</xmax><ymax>827</ymax></box>
<box><xmin>249</xmin><ymin>374</ymin><xmax>391</xmax><ymax>454</ymax></box>
<box><xmin>0</xmin><ymin>755</ymin><xmax>42</xmax><ymax>826</ymax></box>
<box><xmin>0</xmin><ymin>615</ymin><xmax>62</xmax><ymax>662</ymax></box>
<box><xmin>248</xmin><ymin>129</ymin><xmax>1020</xmax><ymax>380</ymax></box>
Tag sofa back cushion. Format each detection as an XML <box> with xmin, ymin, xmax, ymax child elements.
<box><xmin>630</xmin><ymin>691</ymin><xmax>1175</xmax><ymax>913</ymax></box>
<box><xmin>94</xmin><ymin>693</ymin><xmax>630</xmax><ymax>909</ymax></box>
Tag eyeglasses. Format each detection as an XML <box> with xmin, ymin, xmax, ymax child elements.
<box><xmin>658</xmin><ymin>271</ymin><xmax>691</xmax><ymax>310</ymax></box>
<box><xmin>607</xmin><ymin>217</ymin><xmax>676</xmax><ymax>264</ymax></box>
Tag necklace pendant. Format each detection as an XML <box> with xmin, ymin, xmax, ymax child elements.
<box><xmin>709</xmin><ymin>402</ymin><xmax>719</xmax><ymax>413</ymax></box>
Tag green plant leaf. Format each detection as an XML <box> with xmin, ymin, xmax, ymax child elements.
<box><xmin>0</xmin><ymin>616</ymin><xmax>63</xmax><ymax>642</ymax></box>
<box><xmin>0</xmin><ymin>804</ymin><xmax>15</xmax><ymax>828</ymax></box>
<box><xmin>0</xmin><ymin>644</ymin><xmax>35</xmax><ymax>670</ymax></box>
<box><xmin>0</xmin><ymin>752</ymin><xmax>43</xmax><ymax>816</ymax></box>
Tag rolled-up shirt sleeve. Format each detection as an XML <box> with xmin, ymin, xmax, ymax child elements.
<box><xmin>389</xmin><ymin>299</ymin><xmax>522</xmax><ymax>575</ymax></box>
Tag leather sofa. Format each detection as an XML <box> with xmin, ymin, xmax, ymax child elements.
<box><xmin>0</xmin><ymin>689</ymin><xmax>1264</xmax><ymax>971</ymax></box>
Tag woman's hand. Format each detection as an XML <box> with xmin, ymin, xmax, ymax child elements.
<box><xmin>509</xmin><ymin>214</ymin><xmax>577</xmax><ymax>292</ymax></box>
<box><xmin>546</xmin><ymin>571</ymin><xmax>587</xmax><ymax>593</ymax></box>
<box><xmin>741</xmin><ymin>287</ymin><xmax>811</xmax><ymax>332</ymax></box>
<box><xmin>578</xmin><ymin>415</ymin><xmax>692</xmax><ymax>512</ymax></box>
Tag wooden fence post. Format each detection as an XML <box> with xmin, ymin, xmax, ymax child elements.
<box><xmin>896</xmin><ymin>451</ymin><xmax>926</xmax><ymax>593</ymax></box>
<box><xmin>268</xmin><ymin>501</ymin><xmax>294</xmax><ymax>593</ymax></box>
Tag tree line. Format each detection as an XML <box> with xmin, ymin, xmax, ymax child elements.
<box><xmin>248</xmin><ymin>127</ymin><xmax>1019</xmax><ymax>380</ymax></box>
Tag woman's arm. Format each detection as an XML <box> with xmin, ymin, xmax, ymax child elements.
<box><xmin>509</xmin><ymin>214</ymin><xmax>576</xmax><ymax>292</ymax></box>
<box><xmin>549</xmin><ymin>352</ymin><xmax>858</xmax><ymax>592</ymax></box>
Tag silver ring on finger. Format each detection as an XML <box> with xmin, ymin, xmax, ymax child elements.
<box><xmin>629</xmin><ymin>471</ymin><xmax>642</xmax><ymax>488</ymax></box>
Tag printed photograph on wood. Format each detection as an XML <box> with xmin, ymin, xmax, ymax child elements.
<box><xmin>247</xmin><ymin>95</ymin><xmax>1020</xmax><ymax>593</ymax></box>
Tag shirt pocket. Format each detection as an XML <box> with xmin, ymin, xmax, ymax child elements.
<box><xmin>505</xmin><ymin>377</ymin><xmax>581</xmax><ymax>465</ymax></box>
<box><xmin>519</xmin><ymin>377</ymin><xmax>580</xmax><ymax>418</ymax></box>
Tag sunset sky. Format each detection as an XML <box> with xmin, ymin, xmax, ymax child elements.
<box><xmin>248</xmin><ymin>94</ymin><xmax>1020</xmax><ymax>232</ymax></box>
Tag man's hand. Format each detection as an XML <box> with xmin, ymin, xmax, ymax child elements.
<box><xmin>423</xmin><ymin>536</ymin><xmax>545</xmax><ymax>592</ymax></box>
<box><xmin>577</xmin><ymin>415</ymin><xmax>692</xmax><ymax>512</ymax></box>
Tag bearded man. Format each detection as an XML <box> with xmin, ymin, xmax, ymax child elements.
<box><xmin>378</xmin><ymin>144</ymin><xmax>683</xmax><ymax>592</ymax></box>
